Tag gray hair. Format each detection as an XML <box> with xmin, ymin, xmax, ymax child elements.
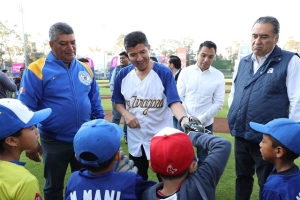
<box><xmin>49</xmin><ymin>22</ymin><xmax>74</xmax><ymax>42</ymax></box>
<box><xmin>253</xmin><ymin>16</ymin><xmax>280</xmax><ymax>35</ymax></box>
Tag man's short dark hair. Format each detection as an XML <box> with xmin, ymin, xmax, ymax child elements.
<box><xmin>150</xmin><ymin>56</ymin><xmax>158</xmax><ymax>62</ymax></box>
<box><xmin>119</xmin><ymin>51</ymin><xmax>129</xmax><ymax>58</ymax></box>
<box><xmin>1</xmin><ymin>69</ymin><xmax>8</xmax><ymax>73</ymax></box>
<box><xmin>124</xmin><ymin>31</ymin><xmax>149</xmax><ymax>51</ymax></box>
<box><xmin>198</xmin><ymin>41</ymin><xmax>217</xmax><ymax>54</ymax></box>
<box><xmin>268</xmin><ymin>135</ymin><xmax>299</xmax><ymax>161</ymax></box>
<box><xmin>79</xmin><ymin>151</ymin><xmax>118</xmax><ymax>172</ymax></box>
<box><xmin>169</xmin><ymin>55</ymin><xmax>181</xmax><ymax>69</ymax></box>
<box><xmin>78</xmin><ymin>58</ymin><xmax>89</xmax><ymax>63</ymax></box>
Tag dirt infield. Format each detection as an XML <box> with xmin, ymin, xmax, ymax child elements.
<box><xmin>104</xmin><ymin>110</ymin><xmax>230</xmax><ymax>133</ymax></box>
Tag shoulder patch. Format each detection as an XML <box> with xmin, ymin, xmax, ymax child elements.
<box><xmin>78</xmin><ymin>71</ymin><xmax>92</xmax><ymax>85</ymax></box>
<box><xmin>28</xmin><ymin>57</ymin><xmax>46</xmax><ymax>80</ymax></box>
<box><xmin>79</xmin><ymin>61</ymin><xmax>94</xmax><ymax>79</ymax></box>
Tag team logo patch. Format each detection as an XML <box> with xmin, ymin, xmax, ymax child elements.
<box><xmin>78</xmin><ymin>71</ymin><xmax>92</xmax><ymax>85</ymax></box>
<box><xmin>267</xmin><ymin>68</ymin><xmax>274</xmax><ymax>73</ymax></box>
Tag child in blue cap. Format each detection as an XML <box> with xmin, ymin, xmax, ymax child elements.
<box><xmin>65</xmin><ymin>119</ymin><xmax>156</xmax><ymax>200</ymax></box>
<box><xmin>0</xmin><ymin>98</ymin><xmax>51</xmax><ymax>200</ymax></box>
<box><xmin>250</xmin><ymin>118</ymin><xmax>300</xmax><ymax>200</ymax></box>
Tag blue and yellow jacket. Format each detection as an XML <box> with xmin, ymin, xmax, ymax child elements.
<box><xmin>19</xmin><ymin>52</ymin><xmax>105</xmax><ymax>142</ymax></box>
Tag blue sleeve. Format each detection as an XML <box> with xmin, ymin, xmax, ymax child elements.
<box><xmin>18</xmin><ymin>68</ymin><xmax>43</xmax><ymax>111</ymax></box>
<box><xmin>155</xmin><ymin>64</ymin><xmax>181</xmax><ymax>106</ymax></box>
<box><xmin>0</xmin><ymin>73</ymin><xmax>17</xmax><ymax>92</ymax></box>
<box><xmin>134</xmin><ymin>174</ymin><xmax>156</xmax><ymax>198</ymax></box>
<box><xmin>189</xmin><ymin>132</ymin><xmax>231</xmax><ymax>188</ymax></box>
<box><xmin>111</xmin><ymin>66</ymin><xmax>133</xmax><ymax>104</ymax></box>
<box><xmin>89</xmin><ymin>77</ymin><xmax>105</xmax><ymax>119</ymax></box>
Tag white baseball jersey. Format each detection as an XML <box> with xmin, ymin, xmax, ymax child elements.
<box><xmin>112</xmin><ymin>62</ymin><xmax>181</xmax><ymax>159</ymax></box>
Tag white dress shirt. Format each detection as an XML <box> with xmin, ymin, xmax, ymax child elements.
<box><xmin>228</xmin><ymin>51</ymin><xmax>300</xmax><ymax>121</ymax></box>
<box><xmin>177</xmin><ymin>64</ymin><xmax>225</xmax><ymax>127</ymax></box>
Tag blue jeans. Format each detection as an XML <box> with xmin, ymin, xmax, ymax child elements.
<box><xmin>111</xmin><ymin>102</ymin><xmax>127</xmax><ymax>137</ymax></box>
<box><xmin>173</xmin><ymin>116</ymin><xmax>181</xmax><ymax>130</ymax></box>
<box><xmin>40</xmin><ymin>135</ymin><xmax>82</xmax><ymax>200</ymax></box>
<box><xmin>196</xmin><ymin>123</ymin><xmax>213</xmax><ymax>165</ymax></box>
<box><xmin>234</xmin><ymin>137</ymin><xmax>273</xmax><ymax>200</ymax></box>
<box><xmin>112</xmin><ymin>101</ymin><xmax>122</xmax><ymax>124</ymax></box>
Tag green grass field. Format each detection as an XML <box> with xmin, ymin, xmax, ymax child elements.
<box><xmin>22</xmin><ymin>79</ymin><xmax>293</xmax><ymax>199</ymax></box>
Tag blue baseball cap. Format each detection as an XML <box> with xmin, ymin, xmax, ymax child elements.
<box><xmin>0</xmin><ymin>98</ymin><xmax>52</xmax><ymax>140</ymax></box>
<box><xmin>74</xmin><ymin>119</ymin><xmax>124</xmax><ymax>167</ymax></box>
<box><xmin>250</xmin><ymin>118</ymin><xmax>300</xmax><ymax>155</ymax></box>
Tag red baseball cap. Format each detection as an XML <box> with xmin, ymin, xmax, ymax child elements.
<box><xmin>150</xmin><ymin>127</ymin><xmax>195</xmax><ymax>176</ymax></box>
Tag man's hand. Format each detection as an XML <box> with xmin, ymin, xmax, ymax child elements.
<box><xmin>180</xmin><ymin>116</ymin><xmax>189</xmax><ymax>130</ymax></box>
<box><xmin>25</xmin><ymin>142</ymin><xmax>43</xmax><ymax>162</ymax></box>
<box><xmin>123</xmin><ymin>112</ymin><xmax>140</xmax><ymax>129</ymax></box>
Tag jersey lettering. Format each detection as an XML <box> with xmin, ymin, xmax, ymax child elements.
<box><xmin>70</xmin><ymin>190</ymin><xmax>121</xmax><ymax>200</ymax></box>
<box><xmin>126</xmin><ymin>96</ymin><xmax>164</xmax><ymax>115</ymax></box>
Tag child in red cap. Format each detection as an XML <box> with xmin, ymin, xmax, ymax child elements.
<box><xmin>142</xmin><ymin>127</ymin><xmax>231</xmax><ymax>200</ymax></box>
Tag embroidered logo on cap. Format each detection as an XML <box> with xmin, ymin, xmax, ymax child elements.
<box><xmin>166</xmin><ymin>164</ymin><xmax>177</xmax><ymax>174</ymax></box>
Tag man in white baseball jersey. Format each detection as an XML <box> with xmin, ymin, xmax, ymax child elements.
<box><xmin>112</xmin><ymin>31</ymin><xmax>189</xmax><ymax>180</ymax></box>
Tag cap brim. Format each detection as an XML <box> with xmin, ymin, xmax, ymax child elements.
<box><xmin>25</xmin><ymin>108</ymin><xmax>52</xmax><ymax>128</ymax></box>
<box><xmin>249</xmin><ymin>122</ymin><xmax>270</xmax><ymax>134</ymax></box>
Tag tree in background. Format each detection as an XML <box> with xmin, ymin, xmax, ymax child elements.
<box><xmin>216</xmin><ymin>54</ymin><xmax>225</xmax><ymax>60</ymax></box>
<box><xmin>154</xmin><ymin>37</ymin><xmax>196</xmax><ymax>66</ymax></box>
<box><xmin>113</xmin><ymin>34</ymin><xmax>125</xmax><ymax>55</ymax></box>
<box><xmin>225</xmin><ymin>40</ymin><xmax>248</xmax><ymax>69</ymax></box>
<box><xmin>283</xmin><ymin>37</ymin><xmax>300</xmax><ymax>54</ymax></box>
<box><xmin>182</xmin><ymin>37</ymin><xmax>197</xmax><ymax>66</ymax></box>
<box><xmin>0</xmin><ymin>20</ymin><xmax>45</xmax><ymax>68</ymax></box>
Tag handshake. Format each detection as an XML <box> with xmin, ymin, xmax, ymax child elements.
<box><xmin>183</xmin><ymin>117</ymin><xmax>211</xmax><ymax>134</ymax></box>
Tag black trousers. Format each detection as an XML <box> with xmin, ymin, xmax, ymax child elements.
<box><xmin>129</xmin><ymin>145</ymin><xmax>149</xmax><ymax>180</ymax></box>
<box><xmin>234</xmin><ymin>137</ymin><xmax>273</xmax><ymax>200</ymax></box>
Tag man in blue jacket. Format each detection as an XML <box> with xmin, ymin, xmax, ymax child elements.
<box><xmin>227</xmin><ymin>16</ymin><xmax>300</xmax><ymax>200</ymax></box>
<box><xmin>19</xmin><ymin>22</ymin><xmax>105</xmax><ymax>200</ymax></box>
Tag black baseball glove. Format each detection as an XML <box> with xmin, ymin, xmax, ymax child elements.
<box><xmin>183</xmin><ymin>117</ymin><xmax>208</xmax><ymax>134</ymax></box>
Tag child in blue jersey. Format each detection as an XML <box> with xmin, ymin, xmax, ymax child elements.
<box><xmin>65</xmin><ymin>119</ymin><xmax>156</xmax><ymax>200</ymax></box>
<box><xmin>142</xmin><ymin>127</ymin><xmax>231</xmax><ymax>200</ymax></box>
<box><xmin>250</xmin><ymin>118</ymin><xmax>300</xmax><ymax>200</ymax></box>
<box><xmin>0</xmin><ymin>98</ymin><xmax>51</xmax><ymax>200</ymax></box>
